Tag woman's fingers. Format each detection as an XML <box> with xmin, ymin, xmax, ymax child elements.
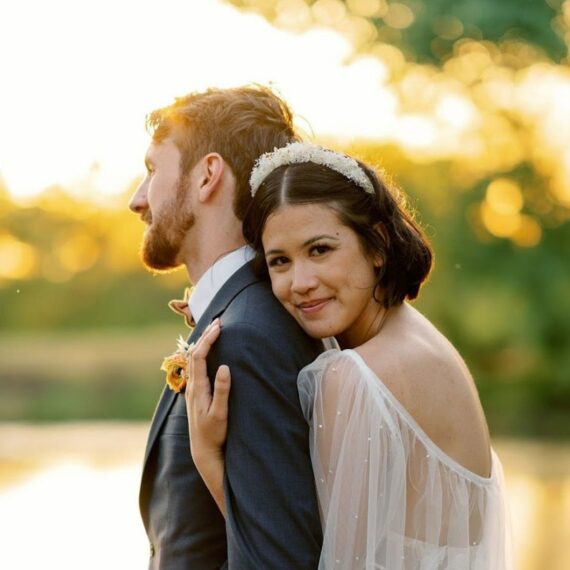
<box><xmin>189</xmin><ymin>319</ymin><xmax>222</xmax><ymax>411</ymax></box>
<box><xmin>183</xmin><ymin>320</ymin><xmax>230</xmax><ymax>456</ymax></box>
<box><xmin>209</xmin><ymin>365</ymin><xmax>231</xmax><ymax>421</ymax></box>
<box><xmin>192</xmin><ymin>319</ymin><xmax>221</xmax><ymax>362</ymax></box>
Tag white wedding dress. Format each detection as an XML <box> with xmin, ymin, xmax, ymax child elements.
<box><xmin>298</xmin><ymin>349</ymin><xmax>513</xmax><ymax>569</ymax></box>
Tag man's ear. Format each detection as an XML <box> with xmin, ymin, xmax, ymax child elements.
<box><xmin>197</xmin><ymin>153</ymin><xmax>224</xmax><ymax>203</ymax></box>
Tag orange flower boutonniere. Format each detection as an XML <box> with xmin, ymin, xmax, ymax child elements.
<box><xmin>160</xmin><ymin>336</ymin><xmax>194</xmax><ymax>393</ymax></box>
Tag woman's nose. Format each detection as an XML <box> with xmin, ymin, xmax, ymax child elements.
<box><xmin>291</xmin><ymin>263</ymin><xmax>318</xmax><ymax>294</ymax></box>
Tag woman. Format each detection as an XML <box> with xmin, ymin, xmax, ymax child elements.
<box><xmin>184</xmin><ymin>143</ymin><xmax>512</xmax><ymax>569</ymax></box>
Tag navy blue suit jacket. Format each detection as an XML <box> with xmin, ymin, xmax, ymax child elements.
<box><xmin>139</xmin><ymin>261</ymin><xmax>324</xmax><ymax>568</ymax></box>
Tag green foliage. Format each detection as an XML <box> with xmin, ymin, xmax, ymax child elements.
<box><xmin>226</xmin><ymin>0</ymin><xmax>567</xmax><ymax>63</ymax></box>
<box><xmin>0</xmin><ymin>326</ymin><xmax>183</xmax><ymax>421</ymax></box>
<box><xmin>384</xmin><ymin>0</ymin><xmax>565</xmax><ymax>63</ymax></box>
<box><xmin>0</xmin><ymin>148</ymin><xmax>568</xmax><ymax>436</ymax></box>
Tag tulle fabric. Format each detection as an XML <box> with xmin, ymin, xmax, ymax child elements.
<box><xmin>298</xmin><ymin>349</ymin><xmax>513</xmax><ymax>570</ymax></box>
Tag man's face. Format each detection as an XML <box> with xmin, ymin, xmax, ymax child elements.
<box><xmin>129</xmin><ymin>138</ymin><xmax>195</xmax><ymax>271</ymax></box>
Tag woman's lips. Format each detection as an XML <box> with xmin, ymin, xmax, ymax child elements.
<box><xmin>297</xmin><ymin>298</ymin><xmax>332</xmax><ymax>315</ymax></box>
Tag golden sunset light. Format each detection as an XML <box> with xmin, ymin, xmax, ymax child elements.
<box><xmin>1</xmin><ymin>0</ymin><xmax>396</xmax><ymax>199</ymax></box>
<box><xmin>1</xmin><ymin>2</ymin><xmax>569</xmax><ymax>569</ymax></box>
<box><xmin>2</xmin><ymin>0</ymin><xmax>568</xmax><ymax>205</ymax></box>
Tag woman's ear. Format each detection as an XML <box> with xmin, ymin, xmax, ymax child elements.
<box><xmin>374</xmin><ymin>222</ymin><xmax>389</xmax><ymax>247</ymax></box>
<box><xmin>373</xmin><ymin>222</ymin><xmax>390</xmax><ymax>242</ymax></box>
<box><xmin>197</xmin><ymin>153</ymin><xmax>224</xmax><ymax>203</ymax></box>
<box><xmin>373</xmin><ymin>222</ymin><xmax>388</xmax><ymax>269</ymax></box>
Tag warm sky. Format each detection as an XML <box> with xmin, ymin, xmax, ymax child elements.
<box><xmin>1</xmin><ymin>0</ymin><xmax>569</xmax><ymax>208</ymax></box>
<box><xmin>0</xmin><ymin>0</ymin><xmax>405</xmax><ymax>199</ymax></box>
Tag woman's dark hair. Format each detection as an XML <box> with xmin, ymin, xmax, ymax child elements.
<box><xmin>242</xmin><ymin>159</ymin><xmax>433</xmax><ymax>308</ymax></box>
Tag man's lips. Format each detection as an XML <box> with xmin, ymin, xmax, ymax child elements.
<box><xmin>296</xmin><ymin>298</ymin><xmax>333</xmax><ymax>314</ymax></box>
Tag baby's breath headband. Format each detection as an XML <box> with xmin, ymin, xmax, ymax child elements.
<box><xmin>249</xmin><ymin>142</ymin><xmax>375</xmax><ymax>197</ymax></box>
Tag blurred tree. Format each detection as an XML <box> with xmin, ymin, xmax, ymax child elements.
<box><xmin>1</xmin><ymin>0</ymin><xmax>568</xmax><ymax>432</ymax></box>
<box><xmin>0</xmin><ymin>152</ymin><xmax>568</xmax><ymax>434</ymax></box>
<box><xmin>0</xmin><ymin>185</ymin><xmax>186</xmax><ymax>331</ymax></box>
<box><xmin>226</xmin><ymin>0</ymin><xmax>567</xmax><ymax>63</ymax></box>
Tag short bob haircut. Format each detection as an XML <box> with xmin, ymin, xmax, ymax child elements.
<box><xmin>243</xmin><ymin>159</ymin><xmax>433</xmax><ymax>308</ymax></box>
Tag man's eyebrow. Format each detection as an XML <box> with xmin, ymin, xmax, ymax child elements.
<box><xmin>265</xmin><ymin>234</ymin><xmax>340</xmax><ymax>257</ymax></box>
<box><xmin>144</xmin><ymin>156</ymin><xmax>154</xmax><ymax>170</ymax></box>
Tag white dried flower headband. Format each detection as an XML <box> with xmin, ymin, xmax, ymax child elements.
<box><xmin>249</xmin><ymin>142</ymin><xmax>375</xmax><ymax>197</ymax></box>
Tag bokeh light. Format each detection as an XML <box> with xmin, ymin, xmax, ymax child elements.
<box><xmin>1</xmin><ymin>2</ymin><xmax>569</xmax><ymax>569</ymax></box>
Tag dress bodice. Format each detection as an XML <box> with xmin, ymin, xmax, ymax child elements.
<box><xmin>298</xmin><ymin>349</ymin><xmax>513</xmax><ymax>569</ymax></box>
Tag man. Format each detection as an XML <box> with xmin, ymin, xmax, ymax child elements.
<box><xmin>129</xmin><ymin>86</ymin><xmax>324</xmax><ymax>569</ymax></box>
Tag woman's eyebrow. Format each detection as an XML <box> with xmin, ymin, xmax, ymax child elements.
<box><xmin>266</xmin><ymin>234</ymin><xmax>340</xmax><ymax>257</ymax></box>
<box><xmin>302</xmin><ymin>234</ymin><xmax>340</xmax><ymax>247</ymax></box>
<box><xmin>265</xmin><ymin>248</ymin><xmax>284</xmax><ymax>257</ymax></box>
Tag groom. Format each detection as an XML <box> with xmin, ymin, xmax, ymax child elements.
<box><xmin>129</xmin><ymin>86</ymin><xmax>324</xmax><ymax>569</ymax></box>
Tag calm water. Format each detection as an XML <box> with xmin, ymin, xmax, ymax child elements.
<box><xmin>0</xmin><ymin>422</ymin><xmax>568</xmax><ymax>570</ymax></box>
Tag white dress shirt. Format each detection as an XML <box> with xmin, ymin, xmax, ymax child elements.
<box><xmin>188</xmin><ymin>245</ymin><xmax>255</xmax><ymax>324</ymax></box>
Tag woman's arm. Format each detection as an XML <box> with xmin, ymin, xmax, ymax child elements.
<box><xmin>298</xmin><ymin>351</ymin><xmax>379</xmax><ymax>567</ymax></box>
<box><xmin>183</xmin><ymin>320</ymin><xmax>230</xmax><ymax>516</ymax></box>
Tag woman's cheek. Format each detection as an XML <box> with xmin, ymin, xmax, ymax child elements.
<box><xmin>270</xmin><ymin>273</ymin><xmax>284</xmax><ymax>301</ymax></box>
<box><xmin>272</xmin><ymin>274</ymin><xmax>292</xmax><ymax>306</ymax></box>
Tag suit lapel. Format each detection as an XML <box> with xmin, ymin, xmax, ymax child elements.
<box><xmin>141</xmin><ymin>261</ymin><xmax>259</xmax><ymax>470</ymax></box>
<box><xmin>141</xmin><ymin>386</ymin><xmax>175</xmax><ymax>467</ymax></box>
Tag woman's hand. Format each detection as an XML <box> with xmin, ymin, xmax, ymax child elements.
<box><xmin>183</xmin><ymin>318</ymin><xmax>231</xmax><ymax>515</ymax></box>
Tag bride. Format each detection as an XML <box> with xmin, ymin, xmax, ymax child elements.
<box><xmin>183</xmin><ymin>143</ymin><xmax>512</xmax><ymax>569</ymax></box>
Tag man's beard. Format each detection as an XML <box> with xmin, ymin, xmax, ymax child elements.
<box><xmin>141</xmin><ymin>178</ymin><xmax>195</xmax><ymax>271</ymax></box>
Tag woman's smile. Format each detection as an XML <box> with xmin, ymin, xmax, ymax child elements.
<box><xmin>296</xmin><ymin>297</ymin><xmax>334</xmax><ymax>315</ymax></box>
<box><xmin>262</xmin><ymin>203</ymin><xmax>381</xmax><ymax>347</ymax></box>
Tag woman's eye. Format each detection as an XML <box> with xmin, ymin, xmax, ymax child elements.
<box><xmin>310</xmin><ymin>244</ymin><xmax>331</xmax><ymax>256</ymax></box>
<box><xmin>268</xmin><ymin>256</ymin><xmax>290</xmax><ymax>267</ymax></box>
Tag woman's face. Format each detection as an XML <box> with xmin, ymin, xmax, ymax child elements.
<box><xmin>262</xmin><ymin>203</ymin><xmax>382</xmax><ymax>348</ymax></box>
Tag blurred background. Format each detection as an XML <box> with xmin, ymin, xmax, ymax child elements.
<box><xmin>0</xmin><ymin>0</ymin><xmax>569</xmax><ymax>568</ymax></box>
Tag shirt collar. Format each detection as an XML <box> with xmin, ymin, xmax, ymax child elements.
<box><xmin>188</xmin><ymin>245</ymin><xmax>255</xmax><ymax>324</ymax></box>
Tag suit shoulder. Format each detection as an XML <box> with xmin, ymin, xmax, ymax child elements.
<box><xmin>219</xmin><ymin>281</ymin><xmax>322</xmax><ymax>354</ymax></box>
<box><xmin>224</xmin><ymin>280</ymin><xmax>296</xmax><ymax>328</ymax></box>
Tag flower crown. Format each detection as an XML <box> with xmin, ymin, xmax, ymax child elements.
<box><xmin>249</xmin><ymin>142</ymin><xmax>375</xmax><ymax>197</ymax></box>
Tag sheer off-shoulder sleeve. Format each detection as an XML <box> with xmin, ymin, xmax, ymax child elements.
<box><xmin>298</xmin><ymin>350</ymin><xmax>513</xmax><ymax>570</ymax></box>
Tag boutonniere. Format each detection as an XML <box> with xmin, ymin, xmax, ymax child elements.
<box><xmin>161</xmin><ymin>336</ymin><xmax>194</xmax><ymax>393</ymax></box>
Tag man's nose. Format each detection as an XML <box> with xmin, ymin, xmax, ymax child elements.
<box><xmin>129</xmin><ymin>179</ymin><xmax>148</xmax><ymax>214</ymax></box>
